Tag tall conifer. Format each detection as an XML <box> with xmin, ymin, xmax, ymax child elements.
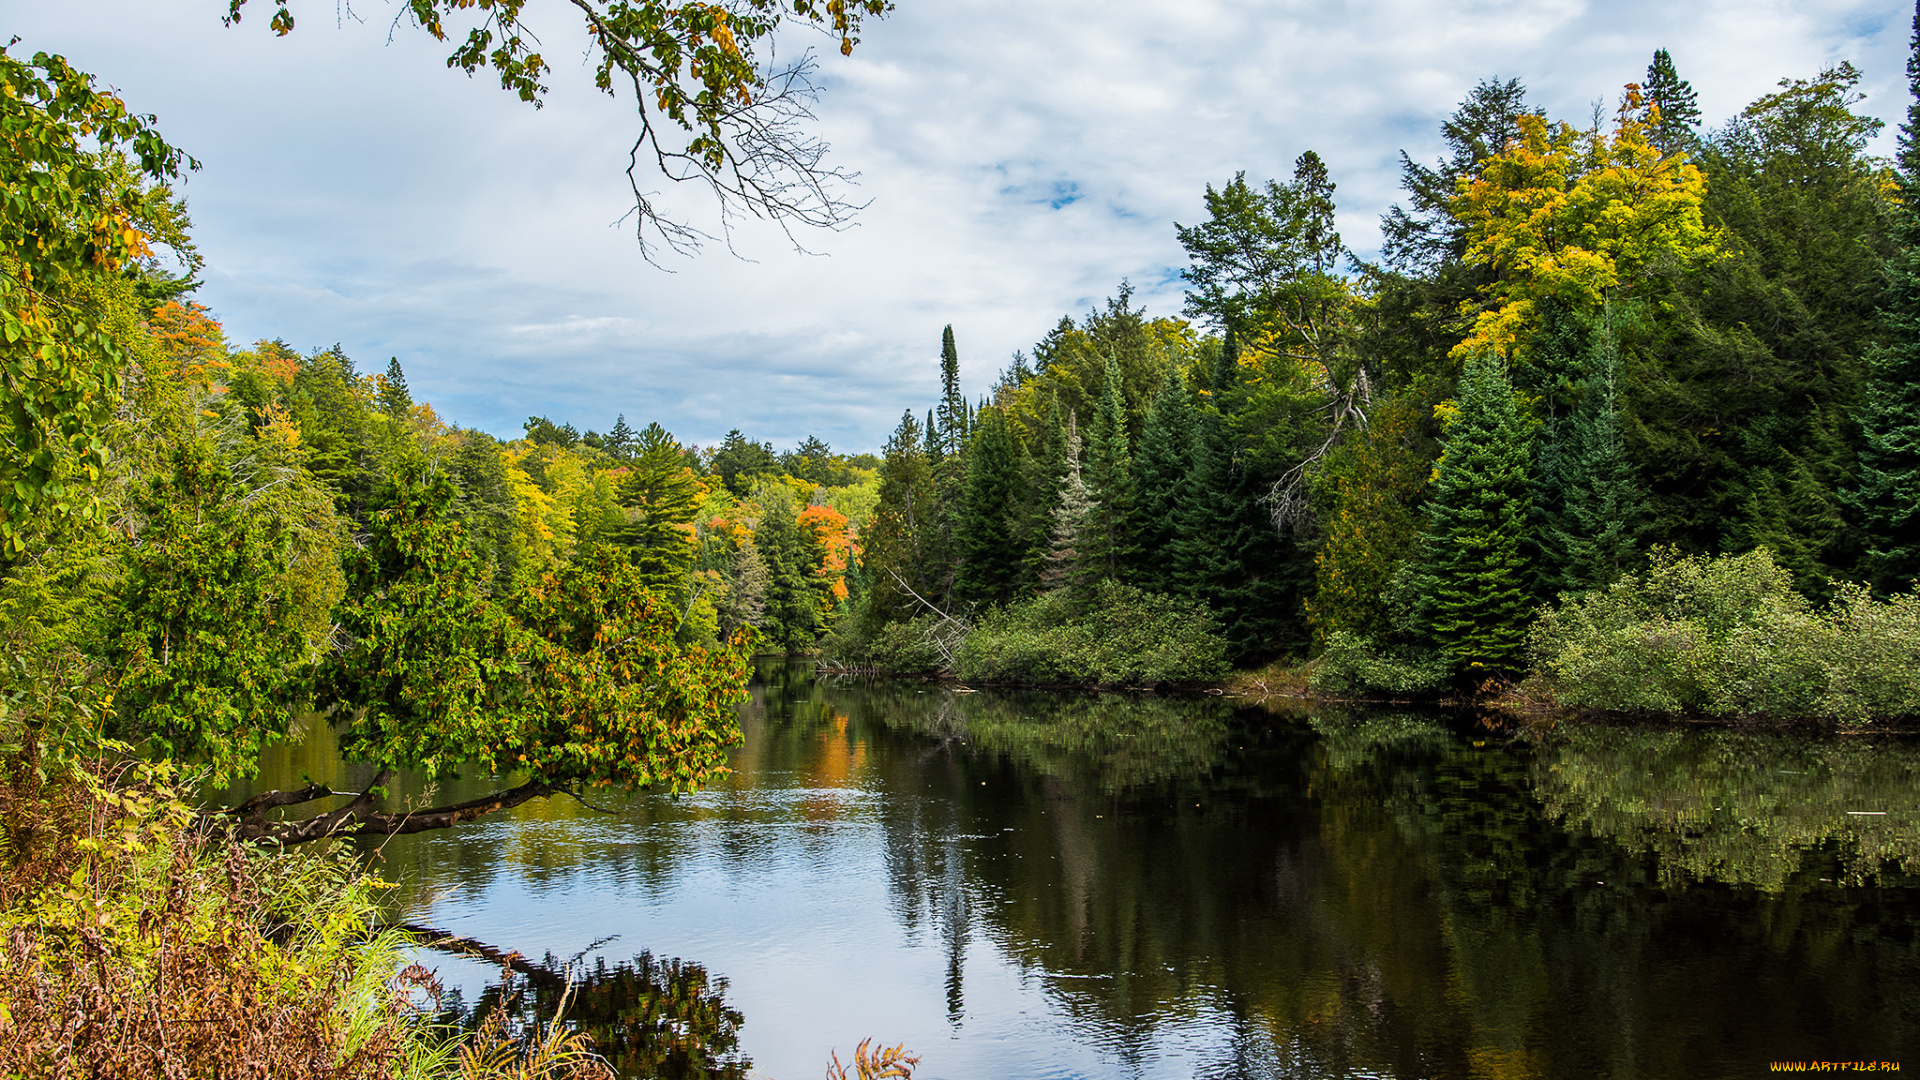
<box><xmin>935</xmin><ymin>325</ymin><xmax>969</xmax><ymax>455</ymax></box>
<box><xmin>954</xmin><ymin>405</ymin><xmax>1023</xmax><ymax>606</ymax></box>
<box><xmin>1041</xmin><ymin>412</ymin><xmax>1095</xmax><ymax>600</ymax></box>
<box><xmin>1081</xmin><ymin>355</ymin><xmax>1134</xmax><ymax>580</ymax></box>
<box><xmin>1406</xmin><ymin>352</ymin><xmax>1535</xmax><ymax>674</ymax></box>
<box><xmin>1531</xmin><ymin>315</ymin><xmax>1646</xmax><ymax>599</ymax></box>
<box><xmin>1854</xmin><ymin>2</ymin><xmax>1920</xmax><ymax>592</ymax></box>
<box><xmin>1129</xmin><ymin>366</ymin><xmax>1194</xmax><ymax>593</ymax></box>
<box><xmin>1644</xmin><ymin>49</ymin><xmax>1701</xmax><ymax>157</ymax></box>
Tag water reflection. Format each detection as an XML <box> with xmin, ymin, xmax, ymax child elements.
<box><xmin>221</xmin><ymin>660</ymin><xmax>1920</xmax><ymax>1077</ymax></box>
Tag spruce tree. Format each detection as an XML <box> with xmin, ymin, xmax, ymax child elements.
<box><xmin>1080</xmin><ymin>354</ymin><xmax>1134</xmax><ymax>580</ymax></box>
<box><xmin>1644</xmin><ymin>48</ymin><xmax>1702</xmax><ymax>158</ymax></box>
<box><xmin>756</xmin><ymin>487</ymin><xmax>826</xmax><ymax>649</ymax></box>
<box><xmin>1854</xmin><ymin>4</ymin><xmax>1920</xmax><ymax>592</ymax></box>
<box><xmin>1017</xmin><ymin>395</ymin><xmax>1071</xmax><ymax>591</ymax></box>
<box><xmin>935</xmin><ymin>325</ymin><xmax>969</xmax><ymax>455</ymax></box>
<box><xmin>603</xmin><ymin>413</ymin><xmax>638</xmax><ymax>461</ymax></box>
<box><xmin>1128</xmin><ymin>366</ymin><xmax>1194</xmax><ymax>593</ymax></box>
<box><xmin>861</xmin><ymin>411</ymin><xmax>939</xmax><ymax>627</ymax></box>
<box><xmin>1041</xmin><ymin>412</ymin><xmax>1096</xmax><ymax>600</ymax></box>
<box><xmin>611</xmin><ymin>421</ymin><xmax>700</xmax><ymax>594</ymax></box>
<box><xmin>1531</xmin><ymin>314</ymin><xmax>1647</xmax><ymax>599</ymax></box>
<box><xmin>376</xmin><ymin>357</ymin><xmax>413</xmax><ymax>419</ymax></box>
<box><xmin>954</xmin><ymin>405</ymin><xmax>1023</xmax><ymax>606</ymax></box>
<box><xmin>1406</xmin><ymin>352</ymin><xmax>1536</xmax><ymax>675</ymax></box>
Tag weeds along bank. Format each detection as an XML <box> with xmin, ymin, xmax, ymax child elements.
<box><xmin>0</xmin><ymin>756</ymin><xmax>611</xmax><ymax>1079</ymax></box>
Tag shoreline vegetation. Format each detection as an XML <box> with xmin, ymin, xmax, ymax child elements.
<box><xmin>8</xmin><ymin>13</ymin><xmax>1920</xmax><ymax>1078</ymax></box>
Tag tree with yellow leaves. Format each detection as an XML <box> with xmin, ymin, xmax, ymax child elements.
<box><xmin>1451</xmin><ymin>85</ymin><xmax>1719</xmax><ymax>374</ymax></box>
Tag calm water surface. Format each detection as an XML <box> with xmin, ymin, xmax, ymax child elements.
<box><xmin>242</xmin><ymin>659</ymin><xmax>1920</xmax><ymax>1079</ymax></box>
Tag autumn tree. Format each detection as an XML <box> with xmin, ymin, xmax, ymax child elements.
<box><xmin>0</xmin><ymin>47</ymin><xmax>193</xmax><ymax>554</ymax></box>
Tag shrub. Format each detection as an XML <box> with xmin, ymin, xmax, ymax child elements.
<box><xmin>1308</xmin><ymin>631</ymin><xmax>1451</xmax><ymax>698</ymax></box>
<box><xmin>1527</xmin><ymin>548</ymin><xmax>1920</xmax><ymax>721</ymax></box>
<box><xmin>819</xmin><ymin>613</ymin><xmax>952</xmax><ymax>676</ymax></box>
<box><xmin>957</xmin><ymin>581</ymin><xmax>1228</xmax><ymax>687</ymax></box>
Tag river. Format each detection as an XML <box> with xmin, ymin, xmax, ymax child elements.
<box><xmin>237</xmin><ymin>658</ymin><xmax>1920</xmax><ymax>1079</ymax></box>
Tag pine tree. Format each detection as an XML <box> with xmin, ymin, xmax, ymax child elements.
<box><xmin>935</xmin><ymin>325</ymin><xmax>969</xmax><ymax>456</ymax></box>
<box><xmin>376</xmin><ymin>357</ymin><xmax>413</xmax><ymax>419</ymax></box>
<box><xmin>1854</xmin><ymin>4</ymin><xmax>1920</xmax><ymax>592</ymax></box>
<box><xmin>954</xmin><ymin>405</ymin><xmax>1023</xmax><ymax>606</ymax></box>
<box><xmin>1406</xmin><ymin>352</ymin><xmax>1536</xmax><ymax>675</ymax></box>
<box><xmin>603</xmin><ymin>413</ymin><xmax>638</xmax><ymax>461</ymax></box>
<box><xmin>1644</xmin><ymin>48</ymin><xmax>1702</xmax><ymax>158</ymax></box>
<box><xmin>611</xmin><ymin>421</ymin><xmax>700</xmax><ymax>594</ymax></box>
<box><xmin>861</xmin><ymin>411</ymin><xmax>940</xmax><ymax>626</ymax></box>
<box><xmin>756</xmin><ymin>487</ymin><xmax>827</xmax><ymax>648</ymax></box>
<box><xmin>1127</xmin><ymin>366</ymin><xmax>1194</xmax><ymax>593</ymax></box>
<box><xmin>1041</xmin><ymin>412</ymin><xmax>1096</xmax><ymax>600</ymax></box>
<box><xmin>1080</xmin><ymin>354</ymin><xmax>1134</xmax><ymax>580</ymax></box>
<box><xmin>1531</xmin><ymin>314</ymin><xmax>1647</xmax><ymax>599</ymax></box>
<box><xmin>1017</xmin><ymin>394</ymin><xmax>1070</xmax><ymax>592</ymax></box>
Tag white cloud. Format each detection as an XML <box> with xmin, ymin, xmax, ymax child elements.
<box><xmin>8</xmin><ymin>0</ymin><xmax>1908</xmax><ymax>449</ymax></box>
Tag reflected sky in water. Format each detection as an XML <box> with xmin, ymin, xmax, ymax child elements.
<box><xmin>234</xmin><ymin>660</ymin><xmax>1920</xmax><ymax>1079</ymax></box>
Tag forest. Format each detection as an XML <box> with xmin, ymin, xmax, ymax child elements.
<box><xmin>5</xmin><ymin>12</ymin><xmax>1920</xmax><ymax>1076</ymax></box>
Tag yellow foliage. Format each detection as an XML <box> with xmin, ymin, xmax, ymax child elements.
<box><xmin>1451</xmin><ymin>86</ymin><xmax>1719</xmax><ymax>361</ymax></box>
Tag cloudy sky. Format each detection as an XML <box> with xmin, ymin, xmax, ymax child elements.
<box><xmin>8</xmin><ymin>0</ymin><xmax>1912</xmax><ymax>451</ymax></box>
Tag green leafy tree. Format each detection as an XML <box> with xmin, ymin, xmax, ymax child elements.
<box><xmin>1404</xmin><ymin>352</ymin><xmax>1536</xmax><ymax>675</ymax></box>
<box><xmin>240</xmin><ymin>465</ymin><xmax>751</xmax><ymax>843</ymax></box>
<box><xmin>108</xmin><ymin>433</ymin><xmax>314</xmax><ymax>783</ymax></box>
<box><xmin>1853</xmin><ymin>7</ymin><xmax>1920</xmax><ymax>593</ymax></box>
<box><xmin>1305</xmin><ymin>394</ymin><xmax>1427</xmax><ymax>647</ymax></box>
<box><xmin>1</xmin><ymin>47</ymin><xmax>193</xmax><ymax>553</ymax></box>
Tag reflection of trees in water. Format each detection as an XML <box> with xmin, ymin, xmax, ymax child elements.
<box><xmin>441</xmin><ymin>950</ymin><xmax>749</xmax><ymax>1080</ymax></box>
<box><xmin>1532</xmin><ymin>726</ymin><xmax>1920</xmax><ymax>889</ymax></box>
<box><xmin>874</xmin><ymin>687</ymin><xmax>1237</xmax><ymax>796</ymax></box>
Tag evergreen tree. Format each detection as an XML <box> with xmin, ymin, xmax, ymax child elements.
<box><xmin>935</xmin><ymin>325</ymin><xmax>969</xmax><ymax>455</ymax></box>
<box><xmin>602</xmin><ymin>414</ymin><xmax>638</xmax><ymax>461</ymax></box>
<box><xmin>1016</xmin><ymin>394</ymin><xmax>1071</xmax><ymax>592</ymax></box>
<box><xmin>1041</xmin><ymin>412</ymin><xmax>1096</xmax><ymax>600</ymax></box>
<box><xmin>611</xmin><ymin>422</ymin><xmax>700</xmax><ymax>594</ymax></box>
<box><xmin>1127</xmin><ymin>366</ymin><xmax>1194</xmax><ymax>593</ymax></box>
<box><xmin>954</xmin><ymin>405</ymin><xmax>1023</xmax><ymax>606</ymax></box>
<box><xmin>717</xmin><ymin>537</ymin><xmax>769</xmax><ymax>635</ymax></box>
<box><xmin>376</xmin><ymin>357</ymin><xmax>413</xmax><ymax>419</ymax></box>
<box><xmin>1531</xmin><ymin>315</ymin><xmax>1647</xmax><ymax>599</ymax></box>
<box><xmin>1172</xmin><ymin>331</ymin><xmax>1295</xmax><ymax>661</ymax></box>
<box><xmin>1644</xmin><ymin>48</ymin><xmax>1702</xmax><ymax>157</ymax></box>
<box><xmin>1853</xmin><ymin>3</ymin><xmax>1920</xmax><ymax>592</ymax></box>
<box><xmin>1380</xmin><ymin>77</ymin><xmax>1537</xmax><ymax>274</ymax></box>
<box><xmin>711</xmin><ymin>429</ymin><xmax>777</xmax><ymax>496</ymax></box>
<box><xmin>861</xmin><ymin>411</ymin><xmax>940</xmax><ymax>626</ymax></box>
<box><xmin>1080</xmin><ymin>354</ymin><xmax>1134</xmax><ymax>580</ymax></box>
<box><xmin>1405</xmin><ymin>352</ymin><xmax>1535</xmax><ymax>675</ymax></box>
<box><xmin>756</xmin><ymin>486</ymin><xmax>826</xmax><ymax>648</ymax></box>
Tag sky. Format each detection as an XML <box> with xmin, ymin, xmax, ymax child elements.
<box><xmin>7</xmin><ymin>0</ymin><xmax>1914</xmax><ymax>452</ymax></box>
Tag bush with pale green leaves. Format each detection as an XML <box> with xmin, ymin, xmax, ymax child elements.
<box><xmin>1308</xmin><ymin>631</ymin><xmax>1453</xmax><ymax>698</ymax></box>
<box><xmin>1527</xmin><ymin>548</ymin><xmax>1920</xmax><ymax>721</ymax></box>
